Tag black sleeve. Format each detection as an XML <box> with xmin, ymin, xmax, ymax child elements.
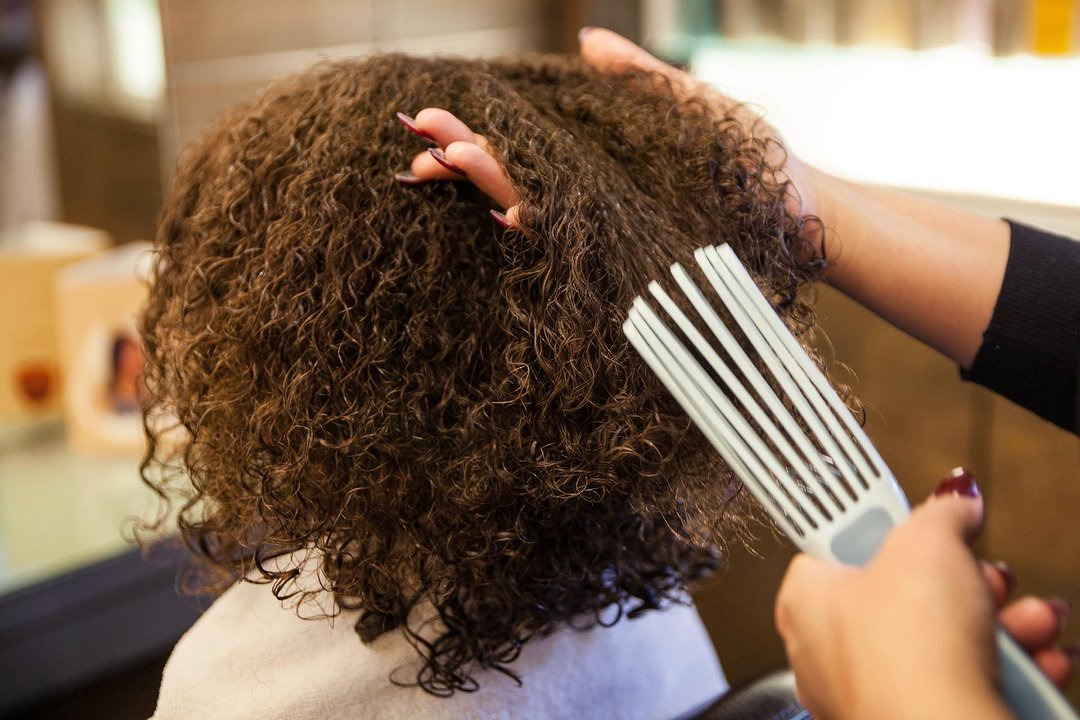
<box><xmin>960</xmin><ymin>220</ymin><xmax>1080</xmax><ymax>434</ymax></box>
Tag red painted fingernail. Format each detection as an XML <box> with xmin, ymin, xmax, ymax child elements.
<box><xmin>396</xmin><ymin>112</ymin><xmax>437</xmax><ymax>143</ymax></box>
<box><xmin>1048</xmin><ymin>597</ymin><xmax>1071</xmax><ymax>628</ymax></box>
<box><xmin>490</xmin><ymin>209</ymin><xmax>509</xmax><ymax>228</ymax></box>
<box><xmin>394</xmin><ymin>170</ymin><xmax>426</xmax><ymax>185</ymax></box>
<box><xmin>934</xmin><ymin>467</ymin><xmax>980</xmax><ymax>498</ymax></box>
<box><xmin>991</xmin><ymin>561</ymin><xmax>1017</xmax><ymax>595</ymax></box>
<box><xmin>428</xmin><ymin>148</ymin><xmax>466</xmax><ymax>176</ymax></box>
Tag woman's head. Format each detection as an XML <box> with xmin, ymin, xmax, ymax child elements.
<box><xmin>140</xmin><ymin>53</ymin><xmax>827</xmax><ymax>693</ymax></box>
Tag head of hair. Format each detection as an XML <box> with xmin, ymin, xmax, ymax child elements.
<box><xmin>139</xmin><ymin>52</ymin><xmax>834</xmax><ymax>695</ymax></box>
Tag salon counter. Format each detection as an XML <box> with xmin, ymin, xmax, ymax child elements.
<box><xmin>0</xmin><ymin>421</ymin><xmax>202</xmax><ymax>715</ymax></box>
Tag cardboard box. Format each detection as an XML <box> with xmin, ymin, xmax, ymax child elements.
<box><xmin>0</xmin><ymin>222</ymin><xmax>110</xmax><ymax>422</ymax></box>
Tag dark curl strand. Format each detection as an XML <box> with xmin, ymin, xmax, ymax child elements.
<box><xmin>138</xmin><ymin>54</ymin><xmax>840</xmax><ymax>696</ymax></box>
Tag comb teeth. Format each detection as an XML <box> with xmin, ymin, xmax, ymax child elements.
<box><xmin>622</xmin><ymin>243</ymin><xmax>905</xmax><ymax>545</ymax></box>
<box><xmin>625</xmin><ymin>245</ymin><xmax>1080</xmax><ymax>720</ymax></box>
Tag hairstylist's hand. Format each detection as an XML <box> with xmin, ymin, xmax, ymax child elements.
<box><xmin>395</xmin><ymin>28</ymin><xmax>824</xmax><ymax>238</ymax></box>
<box><xmin>776</xmin><ymin>472</ymin><xmax>1073</xmax><ymax>720</ymax></box>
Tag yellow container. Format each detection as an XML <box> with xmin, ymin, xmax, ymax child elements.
<box><xmin>1031</xmin><ymin>0</ymin><xmax>1076</xmax><ymax>54</ymax></box>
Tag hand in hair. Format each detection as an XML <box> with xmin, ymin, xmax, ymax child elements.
<box><xmin>400</xmin><ymin>28</ymin><xmax>822</xmax><ymax>238</ymax></box>
<box><xmin>399</xmin><ymin>27</ymin><xmax>1010</xmax><ymax>368</ymax></box>
<box><xmin>397</xmin><ymin>108</ymin><xmax>521</xmax><ymax>213</ymax></box>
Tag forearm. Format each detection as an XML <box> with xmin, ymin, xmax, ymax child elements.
<box><xmin>812</xmin><ymin>169</ymin><xmax>1010</xmax><ymax>370</ymax></box>
<box><xmin>888</xmin><ymin>679</ymin><xmax>1015</xmax><ymax>720</ymax></box>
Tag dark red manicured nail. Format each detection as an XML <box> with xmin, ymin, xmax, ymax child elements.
<box><xmin>396</xmin><ymin>112</ymin><xmax>437</xmax><ymax>143</ymax></box>
<box><xmin>394</xmin><ymin>170</ymin><xmax>426</xmax><ymax>184</ymax></box>
<box><xmin>991</xmin><ymin>561</ymin><xmax>1017</xmax><ymax>595</ymax></box>
<box><xmin>1049</xmin><ymin>597</ymin><xmax>1071</xmax><ymax>628</ymax></box>
<box><xmin>934</xmin><ymin>467</ymin><xmax>980</xmax><ymax>498</ymax></box>
<box><xmin>490</xmin><ymin>209</ymin><xmax>509</xmax><ymax>228</ymax></box>
<box><xmin>428</xmin><ymin>148</ymin><xmax>466</xmax><ymax>176</ymax></box>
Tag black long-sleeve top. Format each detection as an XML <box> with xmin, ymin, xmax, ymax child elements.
<box><xmin>961</xmin><ymin>220</ymin><xmax>1080</xmax><ymax>435</ymax></box>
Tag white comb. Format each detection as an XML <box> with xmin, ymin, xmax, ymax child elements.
<box><xmin>623</xmin><ymin>243</ymin><xmax>1077</xmax><ymax>720</ymax></box>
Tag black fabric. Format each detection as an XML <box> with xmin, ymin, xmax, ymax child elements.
<box><xmin>685</xmin><ymin>670</ymin><xmax>808</xmax><ymax>720</ymax></box>
<box><xmin>961</xmin><ymin>220</ymin><xmax>1080</xmax><ymax>434</ymax></box>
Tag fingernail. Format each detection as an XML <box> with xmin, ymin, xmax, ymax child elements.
<box><xmin>1049</xmin><ymin>597</ymin><xmax>1071</xmax><ymax>629</ymax></box>
<box><xmin>934</xmin><ymin>467</ymin><xmax>980</xmax><ymax>498</ymax></box>
<box><xmin>396</xmin><ymin>112</ymin><xmax>437</xmax><ymax>143</ymax></box>
<box><xmin>394</xmin><ymin>170</ymin><xmax>425</xmax><ymax>185</ymax></box>
<box><xmin>428</xmin><ymin>148</ymin><xmax>466</xmax><ymax>176</ymax></box>
<box><xmin>490</xmin><ymin>209</ymin><xmax>509</xmax><ymax>228</ymax></box>
<box><xmin>578</xmin><ymin>26</ymin><xmax>596</xmax><ymax>43</ymax></box>
<box><xmin>991</xmin><ymin>561</ymin><xmax>1017</xmax><ymax>595</ymax></box>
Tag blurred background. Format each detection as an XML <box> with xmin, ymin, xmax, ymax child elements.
<box><xmin>0</xmin><ymin>0</ymin><xmax>1077</xmax><ymax>717</ymax></box>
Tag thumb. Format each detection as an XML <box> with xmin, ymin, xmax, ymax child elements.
<box><xmin>578</xmin><ymin>27</ymin><xmax>683</xmax><ymax>81</ymax></box>
<box><xmin>577</xmin><ymin>27</ymin><xmax>743</xmax><ymax>119</ymax></box>
<box><xmin>908</xmin><ymin>468</ymin><xmax>985</xmax><ymax>543</ymax></box>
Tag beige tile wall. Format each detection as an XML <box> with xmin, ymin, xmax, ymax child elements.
<box><xmin>159</xmin><ymin>0</ymin><xmax>546</xmax><ymax>163</ymax></box>
<box><xmin>162</xmin><ymin>0</ymin><xmax>377</xmax><ymax>63</ymax></box>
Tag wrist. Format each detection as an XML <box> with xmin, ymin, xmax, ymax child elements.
<box><xmin>880</xmin><ymin>655</ymin><xmax>1015</xmax><ymax>720</ymax></box>
<box><xmin>834</xmin><ymin>681</ymin><xmax>1013</xmax><ymax>720</ymax></box>
<box><xmin>799</xmin><ymin>165</ymin><xmax>861</xmax><ymax>284</ymax></box>
<box><xmin>898</xmin><ymin>681</ymin><xmax>1014</xmax><ymax>720</ymax></box>
<box><xmin>798</xmin><ymin>164</ymin><xmax>1009</xmax><ymax>364</ymax></box>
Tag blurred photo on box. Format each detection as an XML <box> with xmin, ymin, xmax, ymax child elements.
<box><xmin>55</xmin><ymin>241</ymin><xmax>152</xmax><ymax>455</ymax></box>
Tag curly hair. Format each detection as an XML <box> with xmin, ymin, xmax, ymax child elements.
<box><xmin>139</xmin><ymin>53</ymin><xmax>831</xmax><ymax>695</ymax></box>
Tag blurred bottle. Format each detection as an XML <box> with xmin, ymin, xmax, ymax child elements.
<box><xmin>954</xmin><ymin>0</ymin><xmax>994</xmax><ymax>46</ymax></box>
<box><xmin>913</xmin><ymin>0</ymin><xmax>958</xmax><ymax>48</ymax></box>
<box><xmin>993</xmin><ymin>0</ymin><xmax>1029</xmax><ymax>54</ymax></box>
<box><xmin>914</xmin><ymin>0</ymin><xmax>994</xmax><ymax>49</ymax></box>
<box><xmin>835</xmin><ymin>0</ymin><xmax>915</xmax><ymax>46</ymax></box>
<box><xmin>678</xmin><ymin>0</ymin><xmax>717</xmax><ymax>37</ymax></box>
<box><xmin>780</xmin><ymin>0</ymin><xmax>837</xmax><ymax>43</ymax></box>
<box><xmin>719</xmin><ymin>0</ymin><xmax>783</xmax><ymax>40</ymax></box>
<box><xmin>642</xmin><ymin>0</ymin><xmax>681</xmax><ymax>52</ymax></box>
<box><xmin>1030</xmin><ymin>0</ymin><xmax>1076</xmax><ymax>54</ymax></box>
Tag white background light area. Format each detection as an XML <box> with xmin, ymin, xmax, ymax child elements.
<box><xmin>692</xmin><ymin>45</ymin><xmax>1080</xmax><ymax>209</ymax></box>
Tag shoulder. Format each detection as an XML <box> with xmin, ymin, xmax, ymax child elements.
<box><xmin>151</xmin><ymin>581</ymin><xmax>403</xmax><ymax>720</ymax></box>
<box><xmin>151</xmin><ymin>583</ymin><xmax>725</xmax><ymax>720</ymax></box>
<box><xmin>509</xmin><ymin>602</ymin><xmax>727</xmax><ymax>717</ymax></box>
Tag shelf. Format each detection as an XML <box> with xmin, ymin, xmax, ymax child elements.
<box><xmin>0</xmin><ymin>421</ymin><xmax>158</xmax><ymax>594</ymax></box>
<box><xmin>690</xmin><ymin>43</ymin><xmax>1080</xmax><ymax>209</ymax></box>
<box><xmin>0</xmin><ymin>422</ymin><xmax>201</xmax><ymax>713</ymax></box>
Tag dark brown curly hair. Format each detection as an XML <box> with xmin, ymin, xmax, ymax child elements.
<box><xmin>139</xmin><ymin>53</ymin><xmax>830</xmax><ymax>695</ymax></box>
